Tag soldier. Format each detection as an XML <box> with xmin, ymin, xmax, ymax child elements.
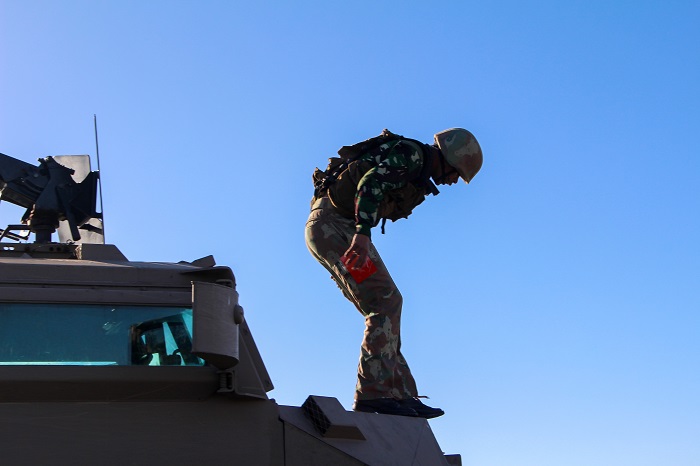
<box><xmin>305</xmin><ymin>128</ymin><xmax>482</xmax><ymax>418</ymax></box>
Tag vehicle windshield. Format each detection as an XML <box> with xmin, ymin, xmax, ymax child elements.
<box><xmin>0</xmin><ymin>304</ymin><xmax>203</xmax><ymax>366</ymax></box>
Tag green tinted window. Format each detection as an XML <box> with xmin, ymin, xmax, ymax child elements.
<box><xmin>0</xmin><ymin>304</ymin><xmax>203</xmax><ymax>366</ymax></box>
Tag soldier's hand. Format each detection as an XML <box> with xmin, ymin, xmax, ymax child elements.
<box><xmin>344</xmin><ymin>234</ymin><xmax>371</xmax><ymax>270</ymax></box>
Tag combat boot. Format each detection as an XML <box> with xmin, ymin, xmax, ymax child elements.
<box><xmin>397</xmin><ymin>398</ymin><xmax>444</xmax><ymax>419</ymax></box>
<box><xmin>353</xmin><ymin>398</ymin><xmax>419</xmax><ymax>417</ymax></box>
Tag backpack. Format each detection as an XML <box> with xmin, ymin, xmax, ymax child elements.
<box><xmin>312</xmin><ymin>129</ymin><xmax>406</xmax><ymax>199</ymax></box>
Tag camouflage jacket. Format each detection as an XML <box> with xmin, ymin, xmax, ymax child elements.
<box><xmin>324</xmin><ymin>139</ymin><xmax>437</xmax><ymax>238</ymax></box>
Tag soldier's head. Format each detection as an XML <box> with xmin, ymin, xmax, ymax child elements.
<box><xmin>432</xmin><ymin>128</ymin><xmax>482</xmax><ymax>185</ymax></box>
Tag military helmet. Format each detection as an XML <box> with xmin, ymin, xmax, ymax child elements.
<box><xmin>434</xmin><ymin>128</ymin><xmax>483</xmax><ymax>184</ymax></box>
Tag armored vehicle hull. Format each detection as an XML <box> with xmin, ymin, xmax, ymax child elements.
<box><xmin>0</xmin><ymin>243</ymin><xmax>459</xmax><ymax>466</ymax></box>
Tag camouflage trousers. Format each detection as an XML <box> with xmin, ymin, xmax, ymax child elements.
<box><xmin>305</xmin><ymin>197</ymin><xmax>418</xmax><ymax>401</ymax></box>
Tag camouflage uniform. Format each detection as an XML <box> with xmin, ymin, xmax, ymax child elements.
<box><xmin>305</xmin><ymin>140</ymin><xmax>431</xmax><ymax>401</ymax></box>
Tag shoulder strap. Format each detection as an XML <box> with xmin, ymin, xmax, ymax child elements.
<box><xmin>337</xmin><ymin>128</ymin><xmax>403</xmax><ymax>159</ymax></box>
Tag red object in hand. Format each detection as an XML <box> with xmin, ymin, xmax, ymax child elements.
<box><xmin>340</xmin><ymin>254</ymin><xmax>377</xmax><ymax>284</ymax></box>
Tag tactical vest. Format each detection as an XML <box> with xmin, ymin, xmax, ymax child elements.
<box><xmin>315</xmin><ymin>139</ymin><xmax>439</xmax><ymax>227</ymax></box>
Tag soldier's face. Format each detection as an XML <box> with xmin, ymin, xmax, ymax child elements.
<box><xmin>434</xmin><ymin>165</ymin><xmax>460</xmax><ymax>185</ymax></box>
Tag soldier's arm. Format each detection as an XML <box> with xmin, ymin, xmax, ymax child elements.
<box><xmin>353</xmin><ymin>142</ymin><xmax>424</xmax><ymax>237</ymax></box>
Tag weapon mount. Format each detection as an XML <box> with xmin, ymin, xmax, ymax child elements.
<box><xmin>0</xmin><ymin>152</ymin><xmax>102</xmax><ymax>244</ymax></box>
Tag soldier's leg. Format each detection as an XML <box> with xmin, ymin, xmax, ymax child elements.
<box><xmin>305</xmin><ymin>201</ymin><xmax>360</xmax><ymax>310</ymax></box>
<box><xmin>353</xmin><ymin>259</ymin><xmax>418</xmax><ymax>400</ymax></box>
<box><xmin>305</xmin><ymin>199</ymin><xmax>418</xmax><ymax>401</ymax></box>
<box><xmin>394</xmin><ymin>337</ymin><xmax>418</xmax><ymax>398</ymax></box>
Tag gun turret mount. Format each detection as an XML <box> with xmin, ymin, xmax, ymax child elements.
<box><xmin>0</xmin><ymin>152</ymin><xmax>102</xmax><ymax>244</ymax></box>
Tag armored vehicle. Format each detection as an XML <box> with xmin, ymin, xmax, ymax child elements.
<box><xmin>0</xmin><ymin>151</ymin><xmax>461</xmax><ymax>465</ymax></box>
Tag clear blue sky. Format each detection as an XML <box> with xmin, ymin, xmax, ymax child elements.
<box><xmin>2</xmin><ymin>1</ymin><xmax>699</xmax><ymax>464</ymax></box>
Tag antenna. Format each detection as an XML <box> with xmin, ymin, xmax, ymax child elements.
<box><xmin>93</xmin><ymin>114</ymin><xmax>105</xmax><ymax>242</ymax></box>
